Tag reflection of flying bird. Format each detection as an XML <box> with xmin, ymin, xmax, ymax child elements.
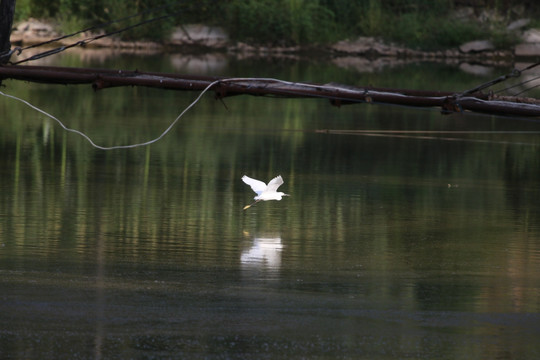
<box><xmin>241</xmin><ymin>237</ymin><xmax>283</xmax><ymax>269</ymax></box>
<box><xmin>242</xmin><ymin>175</ymin><xmax>289</xmax><ymax>210</ymax></box>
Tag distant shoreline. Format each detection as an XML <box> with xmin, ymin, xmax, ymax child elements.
<box><xmin>9</xmin><ymin>19</ymin><xmax>540</xmax><ymax>64</ymax></box>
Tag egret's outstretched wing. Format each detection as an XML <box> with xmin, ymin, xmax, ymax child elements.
<box><xmin>265</xmin><ymin>175</ymin><xmax>284</xmax><ymax>193</ymax></box>
<box><xmin>242</xmin><ymin>175</ymin><xmax>267</xmax><ymax>195</ymax></box>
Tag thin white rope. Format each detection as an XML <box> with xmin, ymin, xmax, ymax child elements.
<box><xmin>0</xmin><ymin>79</ymin><xmax>220</xmax><ymax>150</ymax></box>
<box><xmin>10</xmin><ymin>76</ymin><xmax>529</xmax><ymax>150</ymax></box>
<box><xmin>0</xmin><ymin>77</ymin><xmax>354</xmax><ymax>150</ymax></box>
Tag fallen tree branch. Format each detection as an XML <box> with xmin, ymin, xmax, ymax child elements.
<box><xmin>1</xmin><ymin>64</ymin><xmax>539</xmax><ymax>117</ymax></box>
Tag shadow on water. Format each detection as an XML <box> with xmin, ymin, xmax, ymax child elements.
<box><xmin>1</xmin><ymin>50</ymin><xmax>540</xmax><ymax>359</ymax></box>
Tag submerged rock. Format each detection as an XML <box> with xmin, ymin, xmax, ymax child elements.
<box><xmin>522</xmin><ymin>29</ymin><xmax>540</xmax><ymax>43</ymax></box>
<box><xmin>516</xmin><ymin>28</ymin><xmax>540</xmax><ymax>57</ymax></box>
<box><xmin>169</xmin><ymin>24</ymin><xmax>229</xmax><ymax>49</ymax></box>
<box><xmin>459</xmin><ymin>40</ymin><xmax>495</xmax><ymax>53</ymax></box>
<box><xmin>331</xmin><ymin>37</ymin><xmax>422</xmax><ymax>57</ymax></box>
<box><xmin>515</xmin><ymin>43</ymin><xmax>540</xmax><ymax>57</ymax></box>
<box><xmin>11</xmin><ymin>18</ymin><xmax>58</xmax><ymax>44</ymax></box>
<box><xmin>507</xmin><ymin>18</ymin><xmax>530</xmax><ymax>31</ymax></box>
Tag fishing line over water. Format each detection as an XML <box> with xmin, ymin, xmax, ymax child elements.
<box><xmin>1</xmin><ymin>76</ymin><xmax>540</xmax><ymax>150</ymax></box>
<box><xmin>0</xmin><ymin>78</ymin><xmax>357</xmax><ymax>150</ymax></box>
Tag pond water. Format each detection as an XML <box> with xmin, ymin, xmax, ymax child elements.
<box><xmin>1</xmin><ymin>50</ymin><xmax>540</xmax><ymax>359</ymax></box>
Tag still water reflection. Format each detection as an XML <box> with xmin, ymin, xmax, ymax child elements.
<box><xmin>1</xmin><ymin>51</ymin><xmax>540</xmax><ymax>359</ymax></box>
<box><xmin>241</xmin><ymin>235</ymin><xmax>283</xmax><ymax>281</ymax></box>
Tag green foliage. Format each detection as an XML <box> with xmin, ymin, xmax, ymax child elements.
<box><xmin>357</xmin><ymin>0</ymin><xmax>385</xmax><ymax>36</ymax></box>
<box><xmin>226</xmin><ymin>0</ymin><xmax>286</xmax><ymax>45</ymax></box>
<box><xmin>385</xmin><ymin>13</ymin><xmax>489</xmax><ymax>50</ymax></box>
<box><xmin>490</xmin><ymin>29</ymin><xmax>520</xmax><ymax>49</ymax></box>
<box><xmin>15</xmin><ymin>0</ymin><xmax>58</xmax><ymax>19</ymax></box>
<box><xmin>225</xmin><ymin>0</ymin><xmax>336</xmax><ymax>45</ymax></box>
<box><xmin>287</xmin><ymin>0</ymin><xmax>337</xmax><ymax>44</ymax></box>
<box><xmin>11</xmin><ymin>0</ymin><xmax>540</xmax><ymax>49</ymax></box>
<box><xmin>14</xmin><ymin>0</ymin><xmax>201</xmax><ymax>41</ymax></box>
<box><xmin>431</xmin><ymin>20</ymin><xmax>487</xmax><ymax>49</ymax></box>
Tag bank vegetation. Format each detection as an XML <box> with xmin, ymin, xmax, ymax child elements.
<box><xmin>13</xmin><ymin>0</ymin><xmax>540</xmax><ymax>51</ymax></box>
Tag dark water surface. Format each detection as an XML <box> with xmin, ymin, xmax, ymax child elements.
<box><xmin>1</xmin><ymin>51</ymin><xmax>540</xmax><ymax>359</ymax></box>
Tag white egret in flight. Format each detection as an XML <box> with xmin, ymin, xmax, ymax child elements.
<box><xmin>242</xmin><ymin>175</ymin><xmax>289</xmax><ymax>210</ymax></box>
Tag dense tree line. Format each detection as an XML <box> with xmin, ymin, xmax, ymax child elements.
<box><xmin>14</xmin><ymin>0</ymin><xmax>540</xmax><ymax>49</ymax></box>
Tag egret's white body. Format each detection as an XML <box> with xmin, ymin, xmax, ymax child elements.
<box><xmin>242</xmin><ymin>175</ymin><xmax>289</xmax><ymax>209</ymax></box>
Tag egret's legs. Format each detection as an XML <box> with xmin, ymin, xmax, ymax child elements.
<box><xmin>243</xmin><ymin>200</ymin><xmax>261</xmax><ymax>210</ymax></box>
